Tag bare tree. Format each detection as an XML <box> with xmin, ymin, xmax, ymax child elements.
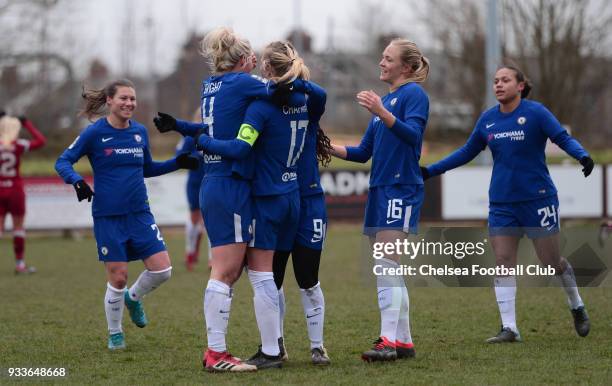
<box><xmin>423</xmin><ymin>0</ymin><xmax>487</xmax><ymax>123</ymax></box>
<box><xmin>502</xmin><ymin>0</ymin><xmax>611</xmax><ymax>130</ymax></box>
<box><xmin>421</xmin><ymin>0</ymin><xmax>611</xmax><ymax>144</ymax></box>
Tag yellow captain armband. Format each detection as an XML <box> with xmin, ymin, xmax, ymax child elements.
<box><xmin>237</xmin><ymin>124</ymin><xmax>259</xmax><ymax>146</ymax></box>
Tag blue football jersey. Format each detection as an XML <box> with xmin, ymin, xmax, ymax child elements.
<box><xmin>345</xmin><ymin>82</ymin><xmax>429</xmax><ymax>187</ymax></box>
<box><xmin>199</xmin><ymin>72</ymin><xmax>273</xmax><ymax>179</ymax></box>
<box><xmin>427</xmin><ymin>99</ymin><xmax>589</xmax><ymax>203</ymax></box>
<box><xmin>243</xmin><ymin>92</ymin><xmax>310</xmax><ymax>196</ymax></box>
<box><xmin>55</xmin><ymin>118</ymin><xmax>177</xmax><ymax>217</ymax></box>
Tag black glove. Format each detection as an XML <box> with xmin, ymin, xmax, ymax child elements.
<box><xmin>18</xmin><ymin>115</ymin><xmax>28</xmax><ymax>124</ymax></box>
<box><xmin>580</xmin><ymin>156</ymin><xmax>594</xmax><ymax>177</ymax></box>
<box><xmin>73</xmin><ymin>180</ymin><xmax>94</xmax><ymax>202</ymax></box>
<box><xmin>271</xmin><ymin>82</ymin><xmax>293</xmax><ymax>107</ymax></box>
<box><xmin>420</xmin><ymin>166</ymin><xmax>430</xmax><ymax>181</ymax></box>
<box><xmin>153</xmin><ymin>112</ymin><xmax>177</xmax><ymax>133</ymax></box>
<box><xmin>176</xmin><ymin>153</ymin><xmax>199</xmax><ymax>170</ymax></box>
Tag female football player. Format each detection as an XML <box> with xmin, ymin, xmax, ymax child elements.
<box><xmin>422</xmin><ymin>65</ymin><xmax>593</xmax><ymax>343</ymax></box>
<box><xmin>195</xmin><ymin>40</ymin><xmax>326</xmax><ymax>369</ymax></box>
<box><xmin>0</xmin><ymin>113</ymin><xmax>46</xmax><ymax>274</ymax></box>
<box><xmin>55</xmin><ymin>79</ymin><xmax>198</xmax><ymax>350</ymax></box>
<box><xmin>153</xmin><ymin>27</ymin><xmax>303</xmax><ymax>372</ymax></box>
<box><xmin>330</xmin><ymin>38</ymin><xmax>430</xmax><ymax>362</ymax></box>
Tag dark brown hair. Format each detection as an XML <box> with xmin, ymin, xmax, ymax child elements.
<box><xmin>81</xmin><ymin>79</ymin><xmax>135</xmax><ymax>120</ymax></box>
<box><xmin>316</xmin><ymin>126</ymin><xmax>333</xmax><ymax>167</ymax></box>
<box><xmin>498</xmin><ymin>65</ymin><xmax>532</xmax><ymax>98</ymax></box>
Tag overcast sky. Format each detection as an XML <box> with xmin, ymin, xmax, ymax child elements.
<box><xmin>68</xmin><ymin>0</ymin><xmax>424</xmax><ymax>77</ymax></box>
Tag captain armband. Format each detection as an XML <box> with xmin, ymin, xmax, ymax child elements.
<box><xmin>236</xmin><ymin>124</ymin><xmax>259</xmax><ymax>146</ymax></box>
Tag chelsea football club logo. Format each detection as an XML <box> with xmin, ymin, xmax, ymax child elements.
<box><xmin>134</xmin><ymin>134</ymin><xmax>142</xmax><ymax>143</ymax></box>
<box><xmin>517</xmin><ymin>117</ymin><xmax>526</xmax><ymax>125</ymax></box>
<box><xmin>390</xmin><ymin>98</ymin><xmax>397</xmax><ymax>106</ymax></box>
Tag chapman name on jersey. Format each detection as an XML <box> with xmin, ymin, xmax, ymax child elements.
<box><xmin>244</xmin><ymin>93</ymin><xmax>309</xmax><ymax>196</ymax></box>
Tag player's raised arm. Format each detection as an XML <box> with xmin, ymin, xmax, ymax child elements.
<box><xmin>19</xmin><ymin>116</ymin><xmax>46</xmax><ymax>150</ymax></box>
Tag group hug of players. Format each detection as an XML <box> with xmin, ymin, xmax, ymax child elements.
<box><xmin>0</xmin><ymin>26</ymin><xmax>588</xmax><ymax>372</ymax></box>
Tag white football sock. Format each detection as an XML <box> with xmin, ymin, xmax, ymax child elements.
<box><xmin>494</xmin><ymin>276</ymin><xmax>518</xmax><ymax>333</ymax></box>
<box><xmin>300</xmin><ymin>282</ymin><xmax>325</xmax><ymax>349</ymax></box>
<box><xmin>104</xmin><ymin>283</ymin><xmax>125</xmax><ymax>335</ymax></box>
<box><xmin>395</xmin><ymin>284</ymin><xmax>413</xmax><ymax>345</ymax></box>
<box><xmin>186</xmin><ymin>221</ymin><xmax>203</xmax><ymax>255</ymax></box>
<box><xmin>278</xmin><ymin>287</ymin><xmax>286</xmax><ymax>338</ymax></box>
<box><xmin>377</xmin><ymin>258</ymin><xmax>402</xmax><ymax>344</ymax></box>
<box><xmin>128</xmin><ymin>267</ymin><xmax>172</xmax><ymax>301</ymax></box>
<box><xmin>248</xmin><ymin>269</ymin><xmax>280</xmax><ymax>356</ymax></box>
<box><xmin>558</xmin><ymin>262</ymin><xmax>584</xmax><ymax>309</ymax></box>
<box><xmin>203</xmin><ymin>279</ymin><xmax>232</xmax><ymax>352</ymax></box>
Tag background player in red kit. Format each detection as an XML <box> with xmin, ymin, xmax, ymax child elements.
<box><xmin>0</xmin><ymin>112</ymin><xmax>46</xmax><ymax>274</ymax></box>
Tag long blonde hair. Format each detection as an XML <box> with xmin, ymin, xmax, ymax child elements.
<box><xmin>262</xmin><ymin>41</ymin><xmax>310</xmax><ymax>84</ymax></box>
<box><xmin>0</xmin><ymin>116</ymin><xmax>21</xmax><ymax>145</ymax></box>
<box><xmin>200</xmin><ymin>27</ymin><xmax>253</xmax><ymax>74</ymax></box>
<box><xmin>390</xmin><ymin>38</ymin><xmax>429</xmax><ymax>83</ymax></box>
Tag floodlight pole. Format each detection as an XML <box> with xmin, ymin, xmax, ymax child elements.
<box><xmin>478</xmin><ymin>0</ymin><xmax>500</xmax><ymax>165</ymax></box>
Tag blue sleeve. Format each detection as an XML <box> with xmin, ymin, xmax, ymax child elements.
<box><xmin>550</xmin><ymin>131</ymin><xmax>589</xmax><ymax>161</ymax></box>
<box><xmin>199</xmin><ymin>137</ymin><xmax>252</xmax><ymax>159</ymax></box>
<box><xmin>387</xmin><ymin>87</ymin><xmax>428</xmax><ymax>145</ymax></box>
<box><xmin>427</xmin><ymin>124</ymin><xmax>487</xmax><ymax>177</ymax></box>
<box><xmin>176</xmin><ymin>136</ymin><xmax>195</xmax><ymax>156</ymax></box>
<box><xmin>142</xmin><ymin>130</ymin><xmax>179</xmax><ymax>177</ymax></box>
<box><xmin>242</xmin><ymin>74</ymin><xmax>275</xmax><ymax>98</ymax></box>
<box><xmin>175</xmin><ymin>119</ymin><xmax>206</xmax><ymax>137</ymax></box>
<box><xmin>55</xmin><ymin>129</ymin><xmax>92</xmax><ymax>185</ymax></box>
<box><xmin>345</xmin><ymin>120</ymin><xmax>374</xmax><ymax>163</ymax></box>
<box><xmin>538</xmin><ymin>106</ymin><xmax>589</xmax><ymax>161</ymax></box>
<box><xmin>198</xmin><ymin>101</ymin><xmax>265</xmax><ymax>159</ymax></box>
<box><xmin>304</xmin><ymin>81</ymin><xmax>327</xmax><ymax>124</ymax></box>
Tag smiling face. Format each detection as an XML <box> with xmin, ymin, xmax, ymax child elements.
<box><xmin>494</xmin><ymin>67</ymin><xmax>524</xmax><ymax>105</ymax></box>
<box><xmin>106</xmin><ymin>86</ymin><xmax>136</xmax><ymax>122</ymax></box>
<box><xmin>379</xmin><ymin>43</ymin><xmax>411</xmax><ymax>87</ymax></box>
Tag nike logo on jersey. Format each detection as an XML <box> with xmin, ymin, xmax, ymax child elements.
<box><xmin>219</xmin><ymin>310</ymin><xmax>230</xmax><ymax>314</ymax></box>
<box><xmin>102</xmin><ymin>137</ymin><xmax>113</xmax><ymax>142</ymax></box>
<box><xmin>306</xmin><ymin>313</ymin><xmax>321</xmax><ymax>319</ymax></box>
<box><xmin>546</xmin><ymin>225</ymin><xmax>556</xmax><ymax>231</ymax></box>
<box><xmin>486</xmin><ymin>123</ymin><xmax>495</xmax><ymax>128</ymax></box>
<box><xmin>386</xmin><ymin>219</ymin><xmax>400</xmax><ymax>224</ymax></box>
<box><xmin>107</xmin><ymin>299</ymin><xmax>121</xmax><ymax>304</ymax></box>
<box><xmin>310</xmin><ymin>237</ymin><xmax>323</xmax><ymax>243</ymax></box>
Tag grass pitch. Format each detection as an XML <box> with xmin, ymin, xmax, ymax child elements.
<box><xmin>1</xmin><ymin>224</ymin><xmax>611</xmax><ymax>385</ymax></box>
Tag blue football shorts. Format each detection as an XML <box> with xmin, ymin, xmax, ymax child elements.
<box><xmin>250</xmin><ymin>189</ymin><xmax>300</xmax><ymax>251</ymax></box>
<box><xmin>363</xmin><ymin>184</ymin><xmax>424</xmax><ymax>236</ymax></box>
<box><xmin>93</xmin><ymin>210</ymin><xmax>166</xmax><ymax>262</ymax></box>
<box><xmin>293</xmin><ymin>193</ymin><xmax>327</xmax><ymax>251</ymax></box>
<box><xmin>200</xmin><ymin>176</ymin><xmax>253</xmax><ymax>247</ymax></box>
<box><xmin>489</xmin><ymin>195</ymin><xmax>560</xmax><ymax>239</ymax></box>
